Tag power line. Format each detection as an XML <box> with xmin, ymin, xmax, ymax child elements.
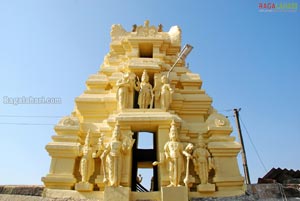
<box><xmin>0</xmin><ymin>115</ymin><xmax>62</xmax><ymax>118</ymax></box>
<box><xmin>233</xmin><ymin>108</ymin><xmax>251</xmax><ymax>184</ymax></box>
<box><xmin>239</xmin><ymin>116</ymin><xmax>268</xmax><ymax>173</ymax></box>
<box><xmin>0</xmin><ymin>115</ymin><xmax>61</xmax><ymax>125</ymax></box>
<box><xmin>0</xmin><ymin>122</ymin><xmax>55</xmax><ymax>126</ymax></box>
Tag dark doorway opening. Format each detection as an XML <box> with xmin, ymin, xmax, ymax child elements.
<box><xmin>131</xmin><ymin>132</ymin><xmax>158</xmax><ymax>191</ymax></box>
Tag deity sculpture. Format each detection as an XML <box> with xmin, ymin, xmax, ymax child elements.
<box><xmin>152</xmin><ymin>74</ymin><xmax>162</xmax><ymax>108</ymax></box>
<box><xmin>101</xmin><ymin>123</ymin><xmax>135</xmax><ymax>187</ymax></box>
<box><xmin>116</xmin><ymin>73</ymin><xmax>131</xmax><ymax>110</ymax></box>
<box><xmin>153</xmin><ymin>121</ymin><xmax>191</xmax><ymax>187</ymax></box>
<box><xmin>92</xmin><ymin>133</ymin><xmax>106</xmax><ymax>176</ymax></box>
<box><xmin>136</xmin><ymin>70</ymin><xmax>153</xmax><ymax>109</ymax></box>
<box><xmin>160</xmin><ymin>75</ymin><xmax>173</xmax><ymax>110</ymax></box>
<box><xmin>192</xmin><ymin>142</ymin><xmax>215</xmax><ymax>185</ymax></box>
<box><xmin>78</xmin><ymin>130</ymin><xmax>94</xmax><ymax>183</ymax></box>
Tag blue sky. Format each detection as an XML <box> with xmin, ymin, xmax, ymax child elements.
<box><xmin>0</xmin><ymin>0</ymin><xmax>299</xmax><ymax>189</ymax></box>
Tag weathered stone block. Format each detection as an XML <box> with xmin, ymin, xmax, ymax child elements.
<box><xmin>75</xmin><ymin>182</ymin><xmax>93</xmax><ymax>192</ymax></box>
<box><xmin>104</xmin><ymin>186</ymin><xmax>130</xmax><ymax>201</ymax></box>
<box><xmin>161</xmin><ymin>186</ymin><xmax>188</xmax><ymax>201</ymax></box>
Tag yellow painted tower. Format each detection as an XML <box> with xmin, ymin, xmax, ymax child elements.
<box><xmin>42</xmin><ymin>20</ymin><xmax>245</xmax><ymax>201</ymax></box>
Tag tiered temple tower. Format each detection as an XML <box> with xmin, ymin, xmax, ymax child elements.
<box><xmin>42</xmin><ymin>21</ymin><xmax>245</xmax><ymax>201</ymax></box>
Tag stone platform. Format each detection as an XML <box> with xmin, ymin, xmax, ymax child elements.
<box><xmin>1</xmin><ymin>184</ymin><xmax>300</xmax><ymax>200</ymax></box>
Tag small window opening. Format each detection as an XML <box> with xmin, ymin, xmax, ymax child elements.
<box><xmin>139</xmin><ymin>43</ymin><xmax>153</xmax><ymax>58</ymax></box>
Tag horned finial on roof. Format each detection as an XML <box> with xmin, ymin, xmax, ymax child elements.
<box><xmin>132</xmin><ymin>24</ymin><xmax>137</xmax><ymax>32</ymax></box>
<box><xmin>158</xmin><ymin>24</ymin><xmax>163</xmax><ymax>32</ymax></box>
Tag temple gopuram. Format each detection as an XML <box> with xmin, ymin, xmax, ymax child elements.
<box><xmin>42</xmin><ymin>20</ymin><xmax>245</xmax><ymax>201</ymax></box>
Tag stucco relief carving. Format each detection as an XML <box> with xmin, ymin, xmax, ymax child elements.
<box><xmin>160</xmin><ymin>75</ymin><xmax>174</xmax><ymax>110</ymax></box>
<box><xmin>192</xmin><ymin>142</ymin><xmax>215</xmax><ymax>185</ymax></box>
<box><xmin>153</xmin><ymin>74</ymin><xmax>162</xmax><ymax>108</ymax></box>
<box><xmin>206</xmin><ymin>109</ymin><xmax>230</xmax><ymax>128</ymax></box>
<box><xmin>153</xmin><ymin>121</ymin><xmax>191</xmax><ymax>187</ymax></box>
<box><xmin>134</xmin><ymin>20</ymin><xmax>156</xmax><ymax>37</ymax></box>
<box><xmin>101</xmin><ymin>124</ymin><xmax>135</xmax><ymax>187</ymax></box>
<box><xmin>92</xmin><ymin>133</ymin><xmax>106</xmax><ymax>174</ymax></box>
<box><xmin>136</xmin><ymin>70</ymin><xmax>153</xmax><ymax>109</ymax></box>
<box><xmin>152</xmin><ymin>122</ymin><xmax>217</xmax><ymax>190</ymax></box>
<box><xmin>111</xmin><ymin>20</ymin><xmax>168</xmax><ymax>41</ymax></box>
<box><xmin>58</xmin><ymin>116</ymin><xmax>79</xmax><ymax>127</ymax></box>
<box><xmin>153</xmin><ymin>74</ymin><xmax>173</xmax><ymax>109</ymax></box>
<box><xmin>78</xmin><ymin>130</ymin><xmax>94</xmax><ymax>183</ymax></box>
<box><xmin>116</xmin><ymin>72</ymin><xmax>131</xmax><ymax>110</ymax></box>
<box><xmin>110</xmin><ymin>24</ymin><xmax>127</xmax><ymax>41</ymax></box>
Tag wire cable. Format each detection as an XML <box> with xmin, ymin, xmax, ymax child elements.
<box><xmin>0</xmin><ymin>122</ymin><xmax>55</xmax><ymax>126</ymax></box>
<box><xmin>0</xmin><ymin>115</ymin><xmax>60</xmax><ymax>125</ymax></box>
<box><xmin>239</xmin><ymin>116</ymin><xmax>268</xmax><ymax>173</ymax></box>
<box><xmin>0</xmin><ymin>115</ymin><xmax>62</xmax><ymax>118</ymax></box>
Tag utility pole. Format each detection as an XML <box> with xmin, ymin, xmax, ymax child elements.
<box><xmin>233</xmin><ymin>108</ymin><xmax>251</xmax><ymax>184</ymax></box>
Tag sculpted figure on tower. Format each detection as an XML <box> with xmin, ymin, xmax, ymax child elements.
<box><xmin>116</xmin><ymin>73</ymin><xmax>131</xmax><ymax>110</ymax></box>
<box><xmin>153</xmin><ymin>121</ymin><xmax>191</xmax><ymax>187</ymax></box>
<box><xmin>160</xmin><ymin>75</ymin><xmax>173</xmax><ymax>110</ymax></box>
<box><xmin>192</xmin><ymin>142</ymin><xmax>215</xmax><ymax>185</ymax></box>
<box><xmin>102</xmin><ymin>123</ymin><xmax>135</xmax><ymax>187</ymax></box>
<box><xmin>137</xmin><ymin>70</ymin><xmax>153</xmax><ymax>109</ymax></box>
<box><xmin>78</xmin><ymin>130</ymin><xmax>94</xmax><ymax>183</ymax></box>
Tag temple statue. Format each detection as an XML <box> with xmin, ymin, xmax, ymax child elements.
<box><xmin>92</xmin><ymin>133</ymin><xmax>106</xmax><ymax>176</ymax></box>
<box><xmin>192</xmin><ymin>142</ymin><xmax>215</xmax><ymax>185</ymax></box>
<box><xmin>116</xmin><ymin>73</ymin><xmax>131</xmax><ymax>110</ymax></box>
<box><xmin>102</xmin><ymin>124</ymin><xmax>135</xmax><ymax>187</ymax></box>
<box><xmin>160</xmin><ymin>75</ymin><xmax>173</xmax><ymax>110</ymax></box>
<box><xmin>153</xmin><ymin>74</ymin><xmax>162</xmax><ymax>108</ymax></box>
<box><xmin>79</xmin><ymin>130</ymin><xmax>94</xmax><ymax>183</ymax></box>
<box><xmin>153</xmin><ymin>121</ymin><xmax>191</xmax><ymax>187</ymax></box>
<box><xmin>137</xmin><ymin>70</ymin><xmax>153</xmax><ymax>109</ymax></box>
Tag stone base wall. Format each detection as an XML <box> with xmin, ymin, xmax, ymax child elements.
<box><xmin>0</xmin><ymin>184</ymin><xmax>299</xmax><ymax>201</ymax></box>
<box><xmin>0</xmin><ymin>185</ymin><xmax>44</xmax><ymax>196</ymax></box>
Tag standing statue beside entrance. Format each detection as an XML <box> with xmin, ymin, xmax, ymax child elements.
<box><xmin>79</xmin><ymin>130</ymin><xmax>94</xmax><ymax>183</ymax></box>
<box><xmin>192</xmin><ymin>142</ymin><xmax>214</xmax><ymax>185</ymax></box>
<box><xmin>75</xmin><ymin>130</ymin><xmax>94</xmax><ymax>191</ymax></box>
<box><xmin>153</xmin><ymin>121</ymin><xmax>191</xmax><ymax>187</ymax></box>
<box><xmin>192</xmin><ymin>142</ymin><xmax>216</xmax><ymax>192</ymax></box>
<box><xmin>92</xmin><ymin>133</ymin><xmax>106</xmax><ymax>181</ymax></box>
<box><xmin>101</xmin><ymin>123</ymin><xmax>135</xmax><ymax>187</ymax></box>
